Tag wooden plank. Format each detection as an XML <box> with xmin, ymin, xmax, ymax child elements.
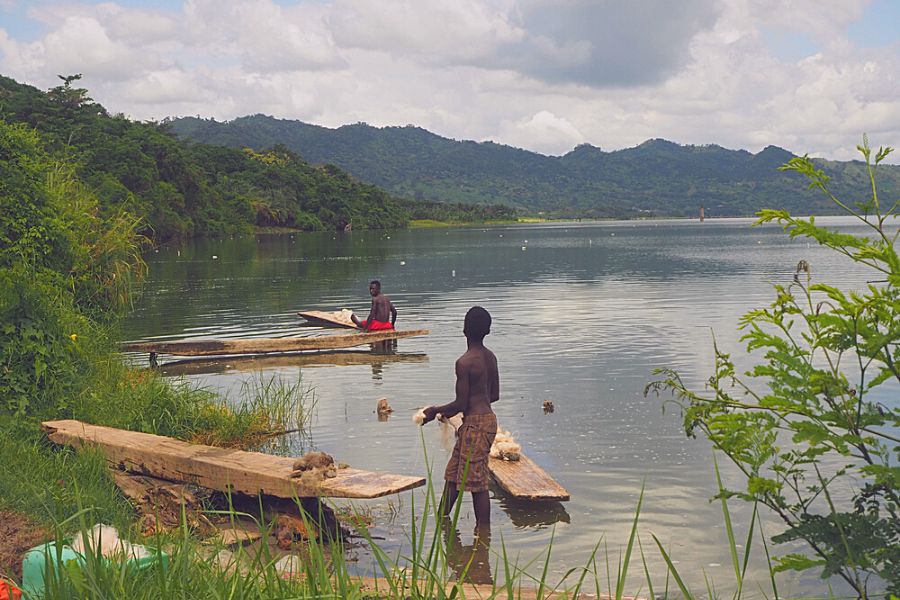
<box><xmin>489</xmin><ymin>454</ymin><xmax>569</xmax><ymax>501</ymax></box>
<box><xmin>120</xmin><ymin>329</ymin><xmax>428</xmax><ymax>357</ymax></box>
<box><xmin>42</xmin><ymin>420</ymin><xmax>424</xmax><ymax>499</ymax></box>
<box><xmin>159</xmin><ymin>351</ymin><xmax>428</xmax><ymax>376</ymax></box>
<box><xmin>298</xmin><ymin>310</ymin><xmax>358</xmax><ymax>329</ymax></box>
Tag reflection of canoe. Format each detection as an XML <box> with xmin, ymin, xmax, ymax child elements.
<box><xmin>493</xmin><ymin>492</ymin><xmax>570</xmax><ymax>528</ymax></box>
<box><xmin>160</xmin><ymin>351</ymin><xmax>428</xmax><ymax>376</ymax></box>
<box><xmin>489</xmin><ymin>454</ymin><xmax>569</xmax><ymax>501</ymax></box>
<box><xmin>298</xmin><ymin>310</ymin><xmax>358</xmax><ymax>329</ymax></box>
<box><xmin>121</xmin><ymin>329</ymin><xmax>429</xmax><ymax>358</ymax></box>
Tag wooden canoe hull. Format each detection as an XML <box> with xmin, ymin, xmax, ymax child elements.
<box><xmin>298</xmin><ymin>310</ymin><xmax>358</xmax><ymax>329</ymax></box>
<box><xmin>489</xmin><ymin>454</ymin><xmax>570</xmax><ymax>501</ymax></box>
<box><xmin>121</xmin><ymin>329</ymin><xmax>428</xmax><ymax>357</ymax></box>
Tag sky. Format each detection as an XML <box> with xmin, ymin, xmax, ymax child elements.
<box><xmin>0</xmin><ymin>0</ymin><xmax>898</xmax><ymax>161</ymax></box>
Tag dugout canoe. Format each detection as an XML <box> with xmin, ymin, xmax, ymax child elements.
<box><xmin>121</xmin><ymin>329</ymin><xmax>429</xmax><ymax>359</ymax></box>
<box><xmin>298</xmin><ymin>310</ymin><xmax>359</xmax><ymax>329</ymax></box>
<box><xmin>489</xmin><ymin>454</ymin><xmax>569</xmax><ymax>501</ymax></box>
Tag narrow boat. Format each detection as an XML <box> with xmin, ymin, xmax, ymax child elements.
<box><xmin>298</xmin><ymin>309</ymin><xmax>358</xmax><ymax>328</ymax></box>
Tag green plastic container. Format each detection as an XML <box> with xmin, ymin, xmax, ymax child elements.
<box><xmin>21</xmin><ymin>541</ymin><xmax>168</xmax><ymax>599</ymax></box>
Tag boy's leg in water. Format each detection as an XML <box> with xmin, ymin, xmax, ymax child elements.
<box><xmin>472</xmin><ymin>490</ymin><xmax>491</xmax><ymax>531</ymax></box>
<box><xmin>442</xmin><ymin>481</ymin><xmax>459</xmax><ymax>517</ymax></box>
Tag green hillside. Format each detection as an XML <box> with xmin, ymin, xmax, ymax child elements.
<box><xmin>0</xmin><ymin>75</ymin><xmax>514</xmax><ymax>242</ymax></box>
<box><xmin>170</xmin><ymin>114</ymin><xmax>900</xmax><ymax>218</ymax></box>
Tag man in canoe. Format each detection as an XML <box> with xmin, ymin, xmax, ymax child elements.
<box><xmin>352</xmin><ymin>280</ymin><xmax>397</xmax><ymax>332</ymax></box>
<box><xmin>420</xmin><ymin>306</ymin><xmax>499</xmax><ymax>530</ymax></box>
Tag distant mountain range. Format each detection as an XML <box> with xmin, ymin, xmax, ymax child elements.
<box><xmin>168</xmin><ymin>115</ymin><xmax>900</xmax><ymax>218</ymax></box>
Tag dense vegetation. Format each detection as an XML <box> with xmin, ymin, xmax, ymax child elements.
<box><xmin>648</xmin><ymin>140</ymin><xmax>900</xmax><ymax>597</ymax></box>
<box><xmin>0</xmin><ymin>75</ymin><xmax>510</xmax><ymax>243</ymax></box>
<box><xmin>170</xmin><ymin>114</ymin><xmax>900</xmax><ymax>219</ymax></box>
<box><xmin>0</xmin><ymin>114</ymin><xmax>313</xmax><ymax>534</ymax></box>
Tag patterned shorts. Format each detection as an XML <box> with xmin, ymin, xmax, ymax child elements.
<box><xmin>444</xmin><ymin>412</ymin><xmax>498</xmax><ymax>492</ymax></box>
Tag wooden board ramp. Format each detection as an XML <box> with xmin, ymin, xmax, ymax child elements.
<box><xmin>42</xmin><ymin>420</ymin><xmax>424</xmax><ymax>499</ymax></box>
<box><xmin>120</xmin><ymin>329</ymin><xmax>428</xmax><ymax>357</ymax></box>
<box><xmin>298</xmin><ymin>310</ymin><xmax>358</xmax><ymax>329</ymax></box>
<box><xmin>489</xmin><ymin>454</ymin><xmax>569</xmax><ymax>501</ymax></box>
<box><xmin>159</xmin><ymin>351</ymin><xmax>428</xmax><ymax>376</ymax></box>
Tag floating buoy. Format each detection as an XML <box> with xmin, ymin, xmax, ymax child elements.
<box><xmin>522</xmin><ymin>246</ymin><xmax>526</xmax><ymax>251</ymax></box>
<box><xmin>400</xmin><ymin>260</ymin><xmax>406</xmax><ymax>266</ymax></box>
<box><xmin>212</xmin><ymin>255</ymin><xmax>218</xmax><ymax>259</ymax></box>
<box><xmin>451</xmin><ymin>269</ymin><xmax>456</xmax><ymax>277</ymax></box>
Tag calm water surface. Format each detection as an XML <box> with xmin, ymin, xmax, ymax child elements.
<box><xmin>122</xmin><ymin>218</ymin><xmax>897</xmax><ymax>595</ymax></box>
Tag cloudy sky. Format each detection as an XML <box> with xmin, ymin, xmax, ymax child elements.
<box><xmin>1</xmin><ymin>0</ymin><xmax>898</xmax><ymax>160</ymax></box>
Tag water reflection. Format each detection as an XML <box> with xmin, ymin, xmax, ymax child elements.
<box><xmin>444</xmin><ymin>522</ymin><xmax>494</xmax><ymax>586</ymax></box>
<box><xmin>159</xmin><ymin>350</ymin><xmax>429</xmax><ymax>376</ymax></box>
<box><xmin>494</xmin><ymin>493</ymin><xmax>571</xmax><ymax>529</ymax></box>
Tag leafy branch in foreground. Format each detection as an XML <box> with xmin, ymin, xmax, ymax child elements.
<box><xmin>646</xmin><ymin>138</ymin><xmax>900</xmax><ymax>598</ymax></box>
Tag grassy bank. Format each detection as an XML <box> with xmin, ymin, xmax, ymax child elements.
<box><xmin>408</xmin><ymin>217</ymin><xmax>543</xmax><ymax>228</ymax></box>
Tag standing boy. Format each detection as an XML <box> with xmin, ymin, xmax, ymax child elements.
<box><xmin>352</xmin><ymin>280</ymin><xmax>397</xmax><ymax>331</ymax></box>
<box><xmin>422</xmin><ymin>306</ymin><xmax>499</xmax><ymax>530</ymax></box>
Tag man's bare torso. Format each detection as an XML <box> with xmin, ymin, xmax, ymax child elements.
<box><xmin>369</xmin><ymin>294</ymin><xmax>392</xmax><ymax>322</ymax></box>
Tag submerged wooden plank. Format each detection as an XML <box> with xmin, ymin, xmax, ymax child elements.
<box><xmin>489</xmin><ymin>454</ymin><xmax>569</xmax><ymax>501</ymax></box>
<box><xmin>298</xmin><ymin>310</ymin><xmax>358</xmax><ymax>329</ymax></box>
<box><xmin>159</xmin><ymin>351</ymin><xmax>428</xmax><ymax>376</ymax></box>
<box><xmin>42</xmin><ymin>420</ymin><xmax>424</xmax><ymax>499</ymax></box>
<box><xmin>120</xmin><ymin>329</ymin><xmax>429</xmax><ymax>356</ymax></box>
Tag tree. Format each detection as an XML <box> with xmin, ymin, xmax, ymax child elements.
<box><xmin>647</xmin><ymin>138</ymin><xmax>899</xmax><ymax>598</ymax></box>
<box><xmin>47</xmin><ymin>74</ymin><xmax>92</xmax><ymax>110</ymax></box>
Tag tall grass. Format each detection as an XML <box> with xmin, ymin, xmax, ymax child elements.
<box><xmin>20</xmin><ymin>460</ymin><xmax>798</xmax><ymax>600</ymax></box>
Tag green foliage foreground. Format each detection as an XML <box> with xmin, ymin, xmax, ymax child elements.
<box><xmin>648</xmin><ymin>138</ymin><xmax>900</xmax><ymax>598</ymax></box>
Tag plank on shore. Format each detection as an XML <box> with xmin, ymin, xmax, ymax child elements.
<box><xmin>489</xmin><ymin>454</ymin><xmax>569</xmax><ymax>501</ymax></box>
<box><xmin>120</xmin><ymin>329</ymin><xmax>428</xmax><ymax>357</ymax></box>
<box><xmin>298</xmin><ymin>310</ymin><xmax>358</xmax><ymax>329</ymax></box>
<box><xmin>42</xmin><ymin>420</ymin><xmax>425</xmax><ymax>499</ymax></box>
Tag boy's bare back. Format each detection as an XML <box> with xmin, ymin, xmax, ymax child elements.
<box><xmin>456</xmin><ymin>346</ymin><xmax>499</xmax><ymax>416</ymax></box>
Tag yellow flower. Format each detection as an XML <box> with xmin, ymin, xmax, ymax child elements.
<box><xmin>70</xmin><ymin>334</ymin><xmax>78</xmax><ymax>341</ymax></box>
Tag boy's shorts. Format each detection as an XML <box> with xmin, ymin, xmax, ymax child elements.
<box><xmin>444</xmin><ymin>413</ymin><xmax>497</xmax><ymax>492</ymax></box>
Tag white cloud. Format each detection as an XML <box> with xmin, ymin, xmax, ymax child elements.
<box><xmin>0</xmin><ymin>0</ymin><xmax>896</xmax><ymax>162</ymax></box>
<box><xmin>495</xmin><ymin>110</ymin><xmax>584</xmax><ymax>155</ymax></box>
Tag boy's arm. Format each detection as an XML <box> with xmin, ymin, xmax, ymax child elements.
<box><xmin>423</xmin><ymin>360</ymin><xmax>469</xmax><ymax>423</ymax></box>
<box><xmin>390</xmin><ymin>301</ymin><xmax>397</xmax><ymax>325</ymax></box>
<box><xmin>490</xmin><ymin>357</ymin><xmax>499</xmax><ymax>403</ymax></box>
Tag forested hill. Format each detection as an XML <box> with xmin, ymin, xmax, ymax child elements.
<box><xmin>0</xmin><ymin>75</ymin><xmax>514</xmax><ymax>241</ymax></box>
<box><xmin>170</xmin><ymin>114</ymin><xmax>900</xmax><ymax>218</ymax></box>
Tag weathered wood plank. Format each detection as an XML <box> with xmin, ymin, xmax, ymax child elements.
<box><xmin>489</xmin><ymin>454</ymin><xmax>569</xmax><ymax>501</ymax></box>
<box><xmin>298</xmin><ymin>310</ymin><xmax>358</xmax><ymax>329</ymax></box>
<box><xmin>42</xmin><ymin>420</ymin><xmax>424</xmax><ymax>499</ymax></box>
<box><xmin>159</xmin><ymin>351</ymin><xmax>428</xmax><ymax>376</ymax></box>
<box><xmin>120</xmin><ymin>329</ymin><xmax>428</xmax><ymax>356</ymax></box>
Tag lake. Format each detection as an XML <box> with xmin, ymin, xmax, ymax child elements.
<box><xmin>122</xmin><ymin>217</ymin><xmax>896</xmax><ymax>595</ymax></box>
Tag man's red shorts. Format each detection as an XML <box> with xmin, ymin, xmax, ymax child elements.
<box><xmin>359</xmin><ymin>319</ymin><xmax>394</xmax><ymax>331</ymax></box>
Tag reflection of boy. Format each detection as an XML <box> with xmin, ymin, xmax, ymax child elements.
<box><xmin>422</xmin><ymin>306</ymin><xmax>499</xmax><ymax>530</ymax></box>
<box><xmin>352</xmin><ymin>280</ymin><xmax>397</xmax><ymax>331</ymax></box>
<box><xmin>444</xmin><ymin>524</ymin><xmax>493</xmax><ymax>585</ymax></box>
